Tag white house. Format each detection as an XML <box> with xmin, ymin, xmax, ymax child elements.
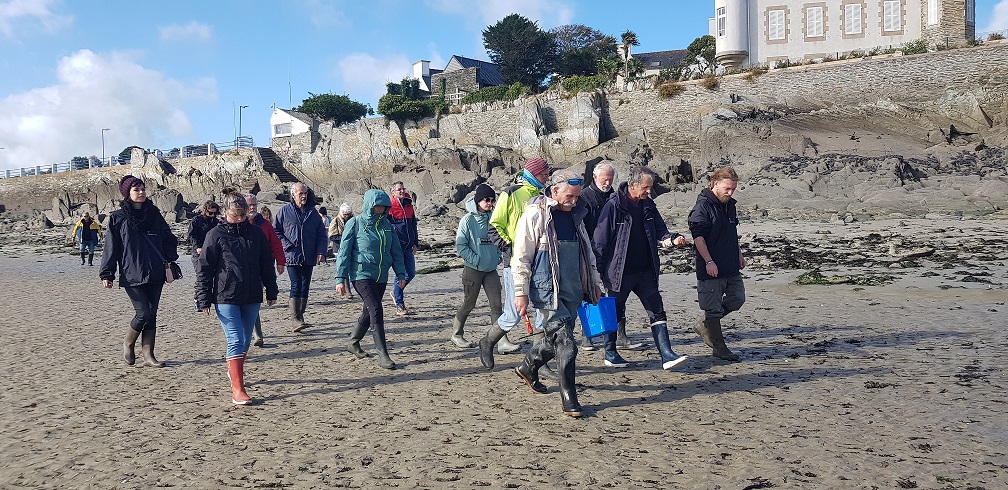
<box><xmin>269</xmin><ymin>108</ymin><xmax>314</xmax><ymax>139</ymax></box>
<box><xmin>711</xmin><ymin>0</ymin><xmax>976</xmax><ymax>70</ymax></box>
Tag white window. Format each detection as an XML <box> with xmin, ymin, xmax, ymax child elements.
<box><xmin>845</xmin><ymin>3</ymin><xmax>862</xmax><ymax>34</ymax></box>
<box><xmin>274</xmin><ymin>123</ymin><xmax>292</xmax><ymax>136</ymax></box>
<box><xmin>966</xmin><ymin>0</ymin><xmax>975</xmax><ymax>24</ymax></box>
<box><xmin>768</xmin><ymin>9</ymin><xmax>786</xmax><ymax>40</ymax></box>
<box><xmin>927</xmin><ymin>0</ymin><xmax>938</xmax><ymax>25</ymax></box>
<box><xmin>717</xmin><ymin>7</ymin><xmax>726</xmax><ymax>37</ymax></box>
<box><xmin>883</xmin><ymin>0</ymin><xmax>901</xmax><ymax>32</ymax></box>
<box><xmin>806</xmin><ymin>6</ymin><xmax>824</xmax><ymax>38</ymax></box>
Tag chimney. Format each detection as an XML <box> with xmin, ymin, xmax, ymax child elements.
<box><xmin>413</xmin><ymin>60</ymin><xmax>431</xmax><ymax>91</ymax></box>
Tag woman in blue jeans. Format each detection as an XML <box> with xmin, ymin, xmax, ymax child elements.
<box><xmin>195</xmin><ymin>190</ymin><xmax>278</xmax><ymax>405</ymax></box>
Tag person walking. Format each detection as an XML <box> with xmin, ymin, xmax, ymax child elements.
<box><xmin>478</xmin><ymin>156</ymin><xmax>552</xmax><ymax>368</ymax></box>
<box><xmin>328</xmin><ymin>202</ymin><xmax>355</xmax><ymax>299</ymax></box>
<box><xmin>511</xmin><ymin>170</ymin><xmax>602</xmax><ymax>418</ymax></box>
<box><xmin>593</xmin><ymin>166</ymin><xmax>691</xmax><ymax>370</ymax></box>
<box><xmin>451</xmin><ymin>184</ymin><xmax>502</xmax><ymax>348</ymax></box>
<box><xmin>388</xmin><ymin>182</ymin><xmax>418</xmax><ymax>315</ymax></box>
<box><xmin>688</xmin><ymin>166</ymin><xmax>746</xmax><ymax>362</ymax></box>
<box><xmin>245</xmin><ymin>193</ymin><xmax>285</xmax><ymax>347</ymax></box>
<box><xmin>186</xmin><ymin>200</ymin><xmax>219</xmax><ymax>269</ymax></box>
<box><xmin>334</xmin><ymin>189</ymin><xmax>407</xmax><ymax>370</ymax></box>
<box><xmin>273</xmin><ymin>182</ymin><xmax>328</xmax><ymax>332</ymax></box>
<box><xmin>577</xmin><ymin>162</ymin><xmax>618</xmax><ymax>351</ymax></box>
<box><xmin>99</xmin><ymin>174</ymin><xmax>178</xmax><ymax>368</ymax></box>
<box><xmin>72</xmin><ymin>211</ymin><xmax>102</xmax><ymax>266</ymax></box>
<box><xmin>195</xmin><ymin>191</ymin><xmax>279</xmax><ymax>405</ymax></box>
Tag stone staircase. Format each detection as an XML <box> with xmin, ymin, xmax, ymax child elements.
<box><xmin>257</xmin><ymin>147</ymin><xmax>300</xmax><ymax>183</ymax></box>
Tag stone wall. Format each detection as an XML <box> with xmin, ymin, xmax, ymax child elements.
<box><xmin>430</xmin><ymin>68</ymin><xmax>479</xmax><ymax>97</ymax></box>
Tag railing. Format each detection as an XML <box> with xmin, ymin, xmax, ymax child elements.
<box><xmin>1</xmin><ymin>136</ymin><xmax>255</xmax><ymax>179</ymax></box>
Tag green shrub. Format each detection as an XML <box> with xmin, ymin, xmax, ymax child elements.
<box><xmin>699</xmin><ymin>74</ymin><xmax>720</xmax><ymax>90</ymax></box>
<box><xmin>901</xmin><ymin>38</ymin><xmax>928</xmax><ymax>55</ymax></box>
<box><xmin>560</xmin><ymin>74</ymin><xmax>610</xmax><ymax>94</ymax></box>
<box><xmin>377</xmin><ymin>94</ymin><xmax>445</xmax><ymax>122</ymax></box>
<box><xmin>459</xmin><ymin>82</ymin><xmax>528</xmax><ymax>105</ymax></box>
<box><xmin>656</xmin><ymin>82</ymin><xmax>682</xmax><ymax>100</ymax></box>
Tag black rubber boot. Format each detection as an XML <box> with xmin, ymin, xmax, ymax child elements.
<box><xmin>616</xmin><ymin>321</ymin><xmax>644</xmax><ymax>349</ymax></box>
<box><xmin>80</xmin><ymin>252</ymin><xmax>86</xmax><ymax>265</ymax></box>
<box><xmin>707</xmin><ymin>317</ymin><xmax>741</xmax><ymax>362</ymax></box>
<box><xmin>88</xmin><ymin>253</ymin><xmax>94</xmax><ymax>266</ymax></box>
<box><xmin>371</xmin><ymin>325</ymin><xmax>396</xmax><ymax>370</ymax></box>
<box><xmin>297</xmin><ymin>297</ymin><xmax>313</xmax><ymax>330</ymax></box>
<box><xmin>252</xmin><ymin>316</ymin><xmax>265</xmax><ymax>347</ymax></box>
<box><xmin>554</xmin><ymin>324</ymin><xmax>582</xmax><ymax>417</ymax></box>
<box><xmin>288</xmin><ymin>298</ymin><xmax>301</xmax><ymax>332</ymax></box>
<box><xmin>514</xmin><ymin>341</ymin><xmax>549</xmax><ymax>394</ymax></box>
<box><xmin>123</xmin><ymin>326</ymin><xmax>141</xmax><ymax>365</ymax></box>
<box><xmin>538</xmin><ymin>362</ymin><xmax>559</xmax><ymax>381</ymax></box>
<box><xmin>602</xmin><ymin>331</ymin><xmax>629</xmax><ymax>367</ymax></box>
<box><xmin>140</xmin><ymin>328</ymin><xmax>166</xmax><ymax>368</ymax></box>
<box><xmin>651</xmin><ymin>321</ymin><xmax>688</xmax><ymax>370</ymax></box>
<box><xmin>478</xmin><ymin>325</ymin><xmax>507</xmax><ymax>369</ymax></box>
<box><xmin>347</xmin><ymin>322</ymin><xmax>371</xmax><ymax>358</ymax></box>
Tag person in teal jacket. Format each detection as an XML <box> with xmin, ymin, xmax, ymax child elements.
<box><xmin>334</xmin><ymin>189</ymin><xmax>406</xmax><ymax>370</ymax></box>
<box><xmin>451</xmin><ymin>184</ymin><xmax>502</xmax><ymax>348</ymax></box>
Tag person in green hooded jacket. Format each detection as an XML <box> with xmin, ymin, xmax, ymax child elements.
<box><xmin>334</xmin><ymin>189</ymin><xmax>407</xmax><ymax>370</ymax></box>
<box><xmin>451</xmin><ymin>184</ymin><xmax>502</xmax><ymax>348</ymax></box>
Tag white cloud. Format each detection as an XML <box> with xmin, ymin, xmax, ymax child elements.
<box><xmin>302</xmin><ymin>0</ymin><xmax>350</xmax><ymax>29</ymax></box>
<box><xmin>0</xmin><ymin>0</ymin><xmax>73</xmax><ymax>38</ymax></box>
<box><xmin>0</xmin><ymin>49</ymin><xmax>216</xmax><ymax>170</ymax></box>
<box><xmin>985</xmin><ymin>0</ymin><xmax>1008</xmax><ymax>32</ymax></box>
<box><xmin>159</xmin><ymin>21</ymin><xmax>213</xmax><ymax>42</ymax></box>
<box><xmin>333</xmin><ymin>52</ymin><xmax>412</xmax><ymax>106</ymax></box>
<box><xmin>426</xmin><ymin>0</ymin><xmax>574</xmax><ymax>30</ymax></box>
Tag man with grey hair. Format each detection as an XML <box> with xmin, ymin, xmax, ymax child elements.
<box><xmin>578</xmin><ymin>162</ymin><xmax>618</xmax><ymax>351</ymax></box>
<box><xmin>511</xmin><ymin>170</ymin><xmax>602</xmax><ymax>418</ymax></box>
<box><xmin>593</xmin><ymin>165</ymin><xmax>691</xmax><ymax>371</ymax></box>
<box><xmin>273</xmin><ymin>182</ymin><xmax>328</xmax><ymax>332</ymax></box>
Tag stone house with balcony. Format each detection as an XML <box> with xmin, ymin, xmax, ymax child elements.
<box><xmin>710</xmin><ymin>0</ymin><xmax>976</xmax><ymax>70</ymax></box>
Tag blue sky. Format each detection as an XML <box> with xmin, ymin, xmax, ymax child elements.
<box><xmin>0</xmin><ymin>0</ymin><xmax>1005</xmax><ymax>171</ymax></box>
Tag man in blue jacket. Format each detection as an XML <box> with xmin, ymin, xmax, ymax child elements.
<box><xmin>273</xmin><ymin>182</ymin><xmax>328</xmax><ymax>332</ymax></box>
<box><xmin>688</xmin><ymin>166</ymin><xmax>746</xmax><ymax>362</ymax></box>
<box><xmin>593</xmin><ymin>166</ymin><xmax>691</xmax><ymax>371</ymax></box>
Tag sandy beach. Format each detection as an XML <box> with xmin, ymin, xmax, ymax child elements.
<box><xmin>0</xmin><ymin>217</ymin><xmax>1005</xmax><ymax>489</ymax></box>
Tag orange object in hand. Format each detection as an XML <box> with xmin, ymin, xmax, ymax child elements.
<box><xmin>523</xmin><ymin>313</ymin><xmax>533</xmax><ymax>334</ymax></box>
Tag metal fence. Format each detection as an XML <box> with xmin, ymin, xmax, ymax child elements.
<box><xmin>1</xmin><ymin>136</ymin><xmax>255</xmax><ymax>179</ymax></box>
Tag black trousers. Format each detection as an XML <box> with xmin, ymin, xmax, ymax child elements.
<box><xmin>124</xmin><ymin>282</ymin><xmax>165</xmax><ymax>332</ymax></box>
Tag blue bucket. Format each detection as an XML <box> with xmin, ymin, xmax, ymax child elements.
<box><xmin>577</xmin><ymin>296</ymin><xmax>618</xmax><ymax>338</ymax></box>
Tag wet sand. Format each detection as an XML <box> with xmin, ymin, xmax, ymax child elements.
<box><xmin>0</xmin><ymin>218</ymin><xmax>1005</xmax><ymax>489</ymax></box>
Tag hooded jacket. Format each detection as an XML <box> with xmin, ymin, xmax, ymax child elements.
<box><xmin>487</xmin><ymin>174</ymin><xmax>542</xmax><ymax>265</ymax></box>
<box><xmin>511</xmin><ymin>190</ymin><xmax>601</xmax><ymax>310</ymax></box>
<box><xmin>389</xmin><ymin>195</ymin><xmax>419</xmax><ymax>250</ymax></box>
<box><xmin>688</xmin><ymin>188</ymin><xmax>741</xmax><ymax>280</ymax></box>
<box><xmin>455</xmin><ymin>195</ymin><xmax>502</xmax><ymax>272</ymax></box>
<box><xmin>194</xmin><ymin>220</ymin><xmax>279</xmax><ymax>309</ymax></box>
<box><xmin>273</xmin><ymin>188</ymin><xmax>328</xmax><ymax>267</ymax></box>
<box><xmin>593</xmin><ymin>182</ymin><xmax>682</xmax><ymax>292</ymax></box>
<box><xmin>335</xmin><ymin>189</ymin><xmax>407</xmax><ymax>283</ymax></box>
<box><xmin>99</xmin><ymin>202</ymin><xmax>179</xmax><ymax>287</ymax></box>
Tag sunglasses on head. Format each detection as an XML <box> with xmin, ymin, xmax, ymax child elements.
<box><xmin>560</xmin><ymin>178</ymin><xmax>583</xmax><ymax>186</ymax></box>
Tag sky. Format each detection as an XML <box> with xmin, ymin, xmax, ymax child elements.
<box><xmin>0</xmin><ymin>0</ymin><xmax>1006</xmax><ymax>171</ymax></box>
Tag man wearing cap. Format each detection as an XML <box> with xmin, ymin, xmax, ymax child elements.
<box><xmin>478</xmin><ymin>157</ymin><xmax>551</xmax><ymax>369</ymax></box>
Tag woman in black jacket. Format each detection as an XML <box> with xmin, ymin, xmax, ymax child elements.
<box><xmin>195</xmin><ymin>190</ymin><xmax>278</xmax><ymax>405</ymax></box>
<box><xmin>100</xmin><ymin>175</ymin><xmax>179</xmax><ymax>368</ymax></box>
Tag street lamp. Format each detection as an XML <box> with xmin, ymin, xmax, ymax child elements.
<box><xmin>238</xmin><ymin>105</ymin><xmax>249</xmax><ymax>148</ymax></box>
<box><xmin>101</xmin><ymin>128</ymin><xmax>111</xmax><ymax>166</ymax></box>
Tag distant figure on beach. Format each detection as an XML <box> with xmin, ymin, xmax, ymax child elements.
<box><xmin>478</xmin><ymin>156</ymin><xmax>553</xmax><ymax>369</ymax></box>
<box><xmin>186</xmin><ymin>200</ymin><xmax>219</xmax><ymax>268</ymax></box>
<box><xmin>318</xmin><ymin>206</ymin><xmax>332</xmax><ymax>258</ymax></box>
<box><xmin>258</xmin><ymin>205</ymin><xmax>272</xmax><ymax>224</ymax></box>
<box><xmin>451</xmin><ymin>184</ymin><xmax>502</xmax><ymax>349</ymax></box>
<box><xmin>688</xmin><ymin>166</ymin><xmax>746</xmax><ymax>362</ymax></box>
<box><xmin>246</xmin><ymin>193</ymin><xmax>286</xmax><ymax>347</ymax></box>
<box><xmin>511</xmin><ymin>170</ymin><xmax>602</xmax><ymax>418</ymax></box>
<box><xmin>194</xmin><ymin>190</ymin><xmax>278</xmax><ymax>405</ymax></box>
<box><xmin>577</xmin><ymin>163</ymin><xmax>617</xmax><ymax>351</ymax></box>
<box><xmin>334</xmin><ymin>189</ymin><xmax>407</xmax><ymax>370</ymax></box>
<box><xmin>328</xmin><ymin>202</ymin><xmax>355</xmax><ymax>299</ymax></box>
<box><xmin>72</xmin><ymin>211</ymin><xmax>103</xmax><ymax>266</ymax></box>
<box><xmin>273</xmin><ymin>182</ymin><xmax>328</xmax><ymax>333</ymax></box>
<box><xmin>99</xmin><ymin>174</ymin><xmax>179</xmax><ymax>368</ymax></box>
<box><xmin>593</xmin><ymin>166</ymin><xmax>691</xmax><ymax>371</ymax></box>
<box><xmin>388</xmin><ymin>182</ymin><xmax>418</xmax><ymax>315</ymax></box>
